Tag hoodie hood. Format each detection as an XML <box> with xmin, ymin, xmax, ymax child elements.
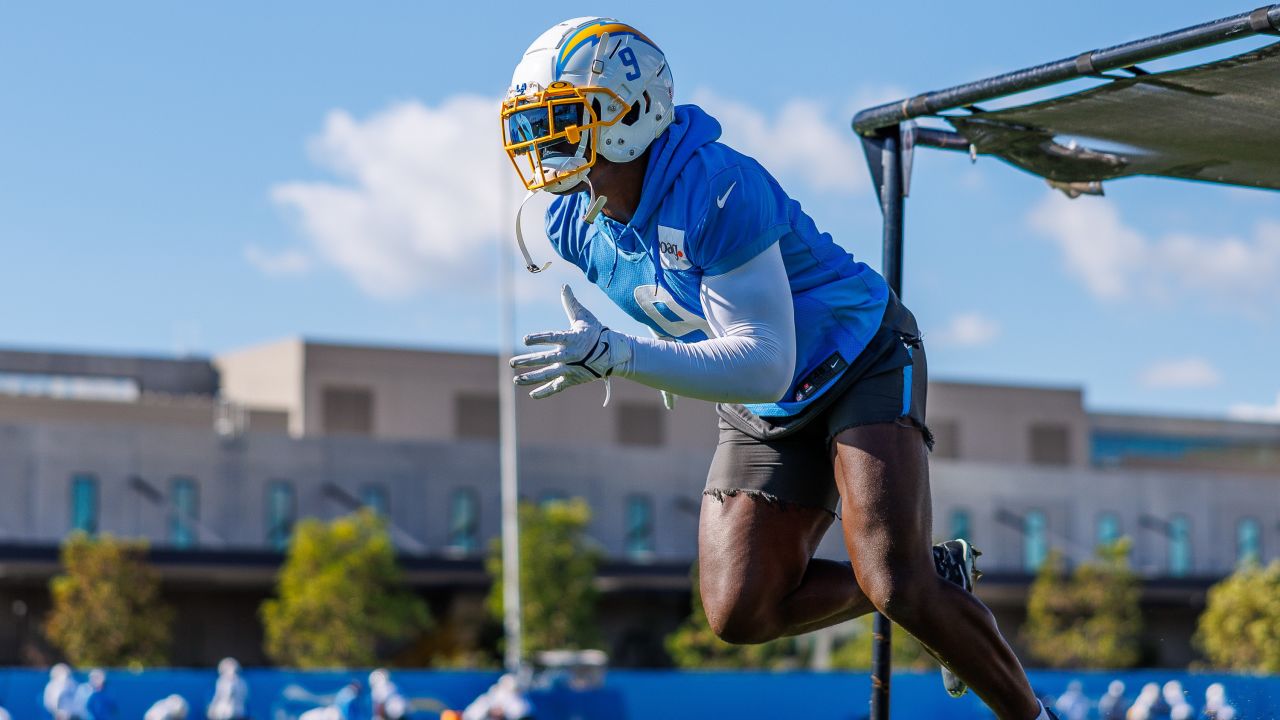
<box><xmin>629</xmin><ymin>104</ymin><xmax>721</xmax><ymax>230</ymax></box>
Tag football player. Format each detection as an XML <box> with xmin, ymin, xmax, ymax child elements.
<box><xmin>503</xmin><ymin>18</ymin><xmax>1056</xmax><ymax>720</ymax></box>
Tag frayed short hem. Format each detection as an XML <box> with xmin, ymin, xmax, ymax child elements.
<box><xmin>702</xmin><ymin>488</ymin><xmax>838</xmax><ymax>517</ymax></box>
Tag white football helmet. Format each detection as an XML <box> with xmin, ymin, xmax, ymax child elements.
<box><xmin>501</xmin><ymin>17</ymin><xmax>674</xmax><ymax>193</ymax></box>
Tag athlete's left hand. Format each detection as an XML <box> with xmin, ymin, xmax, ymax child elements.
<box><xmin>511</xmin><ymin>285</ymin><xmax>632</xmax><ymax>399</ymax></box>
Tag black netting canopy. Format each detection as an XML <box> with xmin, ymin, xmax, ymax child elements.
<box><xmin>947</xmin><ymin>42</ymin><xmax>1280</xmax><ymax>190</ymax></box>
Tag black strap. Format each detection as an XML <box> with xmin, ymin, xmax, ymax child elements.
<box><xmin>566</xmin><ymin>329</ymin><xmax>611</xmax><ymax>379</ymax></box>
<box><xmin>1074</xmin><ymin>52</ymin><xmax>1097</xmax><ymax>76</ymax></box>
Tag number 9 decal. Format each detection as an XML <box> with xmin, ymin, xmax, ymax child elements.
<box><xmin>633</xmin><ymin>284</ymin><xmax>711</xmax><ymax>339</ymax></box>
<box><xmin>618</xmin><ymin>47</ymin><xmax>641</xmax><ymax>81</ymax></box>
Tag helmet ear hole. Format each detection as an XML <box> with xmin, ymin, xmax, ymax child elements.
<box><xmin>591</xmin><ymin>98</ymin><xmax>604</xmax><ymax>121</ymax></box>
<box><xmin>620</xmin><ymin>100</ymin><xmax>642</xmax><ymax>126</ymax></box>
<box><xmin>642</xmin><ymin>91</ymin><xmax>651</xmax><ymax>114</ymax></box>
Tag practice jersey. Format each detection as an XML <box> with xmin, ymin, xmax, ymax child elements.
<box><xmin>546</xmin><ymin>104</ymin><xmax>888</xmax><ymax>417</ymax></box>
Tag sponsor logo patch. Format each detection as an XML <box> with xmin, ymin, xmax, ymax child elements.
<box><xmin>657</xmin><ymin>226</ymin><xmax>692</xmax><ymax>270</ymax></box>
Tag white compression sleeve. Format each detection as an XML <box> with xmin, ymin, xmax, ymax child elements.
<box><xmin>618</xmin><ymin>242</ymin><xmax>797</xmax><ymax>403</ymax></box>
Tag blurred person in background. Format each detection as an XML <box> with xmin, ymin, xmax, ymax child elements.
<box><xmin>332</xmin><ymin>680</ymin><xmax>365</xmax><ymax>720</ymax></box>
<box><xmin>1128</xmin><ymin>683</ymin><xmax>1161</xmax><ymax>720</ymax></box>
<box><xmin>44</xmin><ymin>663</ymin><xmax>79</xmax><ymax>720</ymax></box>
<box><xmin>72</xmin><ymin>669</ymin><xmax>117</xmax><ymax>720</ymax></box>
<box><xmin>295</xmin><ymin>676</ymin><xmax>366</xmax><ymax>717</ymax></box>
<box><xmin>1098</xmin><ymin>680</ymin><xmax>1129</xmax><ymax>720</ymax></box>
<box><xmin>368</xmin><ymin>669</ymin><xmax>407</xmax><ymax>720</ymax></box>
<box><xmin>207</xmin><ymin>658</ymin><xmax>248</xmax><ymax>720</ymax></box>
<box><xmin>1202</xmin><ymin>683</ymin><xmax>1235</xmax><ymax>720</ymax></box>
<box><xmin>145</xmin><ymin>694</ymin><xmax>189</xmax><ymax>720</ymax></box>
<box><xmin>1162</xmin><ymin>681</ymin><xmax>1190</xmax><ymax>720</ymax></box>
<box><xmin>462</xmin><ymin>674</ymin><xmax>532</xmax><ymax>720</ymax></box>
<box><xmin>0</xmin><ymin>702</ymin><xmax>9</xmax><ymax>720</ymax></box>
<box><xmin>1053</xmin><ymin>680</ymin><xmax>1089</xmax><ymax>720</ymax></box>
<box><xmin>299</xmin><ymin>680</ymin><xmax>367</xmax><ymax>720</ymax></box>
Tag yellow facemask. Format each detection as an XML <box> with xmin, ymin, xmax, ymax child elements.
<box><xmin>500</xmin><ymin>81</ymin><xmax>629</xmax><ymax>192</ymax></box>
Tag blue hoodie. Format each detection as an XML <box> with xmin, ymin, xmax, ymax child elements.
<box><xmin>546</xmin><ymin>104</ymin><xmax>888</xmax><ymax>417</ymax></box>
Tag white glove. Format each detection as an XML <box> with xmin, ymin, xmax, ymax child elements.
<box><xmin>511</xmin><ymin>285</ymin><xmax>632</xmax><ymax>400</ymax></box>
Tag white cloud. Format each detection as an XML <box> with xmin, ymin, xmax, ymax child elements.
<box><xmin>1138</xmin><ymin>357</ymin><xmax>1223</xmax><ymax>389</ymax></box>
<box><xmin>244</xmin><ymin>245</ymin><xmax>312</xmax><ymax>277</ymax></box>
<box><xmin>1027</xmin><ymin>194</ymin><xmax>1146</xmax><ymax>299</ymax></box>
<box><xmin>1028</xmin><ymin>193</ymin><xmax>1280</xmax><ymax>303</ymax></box>
<box><xmin>692</xmin><ymin>89</ymin><xmax>866</xmax><ymax>193</ymax></box>
<box><xmin>1228</xmin><ymin>393</ymin><xmax>1280</xmax><ymax>422</ymax></box>
<box><xmin>932</xmin><ymin>312</ymin><xmax>1001</xmax><ymax>348</ymax></box>
<box><xmin>271</xmin><ymin>96</ymin><xmax>524</xmax><ymax>300</ymax></box>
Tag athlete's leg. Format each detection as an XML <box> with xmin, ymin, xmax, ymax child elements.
<box><xmin>833</xmin><ymin>422</ymin><xmax>1040</xmax><ymax>720</ymax></box>
<box><xmin>698</xmin><ymin>493</ymin><xmax>876</xmax><ymax>644</ymax></box>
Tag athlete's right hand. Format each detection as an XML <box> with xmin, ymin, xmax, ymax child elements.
<box><xmin>510</xmin><ymin>285</ymin><xmax>632</xmax><ymax>399</ymax></box>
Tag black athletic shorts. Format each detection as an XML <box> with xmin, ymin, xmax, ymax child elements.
<box><xmin>706</xmin><ymin>291</ymin><xmax>930</xmax><ymax>513</ymax></box>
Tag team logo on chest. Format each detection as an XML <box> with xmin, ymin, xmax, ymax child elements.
<box><xmin>657</xmin><ymin>225</ymin><xmax>693</xmax><ymax>271</ymax></box>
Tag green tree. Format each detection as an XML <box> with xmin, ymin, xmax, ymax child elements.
<box><xmin>1196</xmin><ymin>559</ymin><xmax>1280</xmax><ymax>672</ymax></box>
<box><xmin>487</xmin><ymin>498</ymin><xmax>602</xmax><ymax>655</ymax></box>
<box><xmin>1022</xmin><ymin>539</ymin><xmax>1141</xmax><ymax>668</ymax></box>
<box><xmin>828</xmin><ymin>615</ymin><xmax>936</xmax><ymax>671</ymax></box>
<box><xmin>665</xmin><ymin>564</ymin><xmax>803</xmax><ymax>669</ymax></box>
<box><xmin>261</xmin><ymin>509</ymin><xmax>432</xmax><ymax>668</ymax></box>
<box><xmin>44</xmin><ymin>533</ymin><xmax>172</xmax><ymax>667</ymax></box>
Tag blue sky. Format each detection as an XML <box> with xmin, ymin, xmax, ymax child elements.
<box><xmin>1</xmin><ymin>1</ymin><xmax>1278</xmax><ymax>420</ymax></box>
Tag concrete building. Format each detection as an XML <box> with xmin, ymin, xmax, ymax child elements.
<box><xmin>0</xmin><ymin>340</ymin><xmax>1275</xmax><ymax>668</ymax></box>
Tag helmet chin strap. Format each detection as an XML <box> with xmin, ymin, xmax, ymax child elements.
<box><xmin>581</xmin><ymin>181</ymin><xmax>607</xmax><ymax>222</ymax></box>
<box><xmin>514</xmin><ymin>189</ymin><xmax>552</xmax><ymax>274</ymax></box>
<box><xmin>513</xmin><ymin>147</ymin><xmax>609</xmax><ymax>274</ymax></box>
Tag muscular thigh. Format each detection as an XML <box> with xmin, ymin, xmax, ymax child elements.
<box><xmin>832</xmin><ymin>422</ymin><xmax>933</xmax><ymax>579</ymax></box>
<box><xmin>698</xmin><ymin>492</ymin><xmax>835</xmax><ymax>607</ymax></box>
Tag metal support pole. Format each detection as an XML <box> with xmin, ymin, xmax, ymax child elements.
<box><xmin>870</xmin><ymin>124</ymin><xmax>907</xmax><ymax>720</ymax></box>
<box><xmin>498</xmin><ymin>182</ymin><xmax>523</xmax><ymax>674</ymax></box>
<box><xmin>880</xmin><ymin>128</ymin><xmax>906</xmax><ymax>298</ymax></box>
<box><xmin>871</xmin><ymin>612</ymin><xmax>893</xmax><ymax>720</ymax></box>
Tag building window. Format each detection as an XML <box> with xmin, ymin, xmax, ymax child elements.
<box><xmin>625</xmin><ymin>495</ymin><xmax>655</xmax><ymax>559</ymax></box>
<box><xmin>70</xmin><ymin>474</ymin><xmax>98</xmax><ymax>534</ymax></box>
<box><xmin>1169</xmin><ymin>514</ymin><xmax>1192</xmax><ymax>577</ymax></box>
<box><xmin>1237</xmin><ymin>517</ymin><xmax>1261</xmax><ymax>564</ymax></box>
<box><xmin>322</xmin><ymin>386</ymin><xmax>374</xmax><ymax>436</ymax></box>
<box><xmin>931</xmin><ymin>420</ymin><xmax>961</xmax><ymax>460</ymax></box>
<box><xmin>267</xmin><ymin>481</ymin><xmax>296</xmax><ymax>551</ymax></box>
<box><xmin>170</xmin><ymin>477</ymin><xmax>198</xmax><ymax>549</ymax></box>
<box><xmin>455</xmin><ymin>393</ymin><xmax>500</xmax><ymax>439</ymax></box>
<box><xmin>616</xmin><ymin>402</ymin><xmax>664</xmax><ymax>447</ymax></box>
<box><xmin>0</xmin><ymin>372</ymin><xmax>139</xmax><ymax>402</ymax></box>
<box><xmin>1029</xmin><ymin>424</ymin><xmax>1071</xmax><ymax>466</ymax></box>
<box><xmin>361</xmin><ymin>485</ymin><xmax>389</xmax><ymax>516</ymax></box>
<box><xmin>949</xmin><ymin>508</ymin><xmax>971</xmax><ymax>542</ymax></box>
<box><xmin>448</xmin><ymin>489</ymin><xmax>479</xmax><ymax>553</ymax></box>
<box><xmin>1096</xmin><ymin>512</ymin><xmax>1121</xmax><ymax>549</ymax></box>
<box><xmin>1023</xmin><ymin>509</ymin><xmax>1048</xmax><ymax>571</ymax></box>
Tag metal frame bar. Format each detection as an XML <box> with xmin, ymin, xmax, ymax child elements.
<box><xmin>853</xmin><ymin>4</ymin><xmax>1280</xmax><ymax>136</ymax></box>
<box><xmin>852</xmin><ymin>7</ymin><xmax>1280</xmax><ymax>718</ymax></box>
